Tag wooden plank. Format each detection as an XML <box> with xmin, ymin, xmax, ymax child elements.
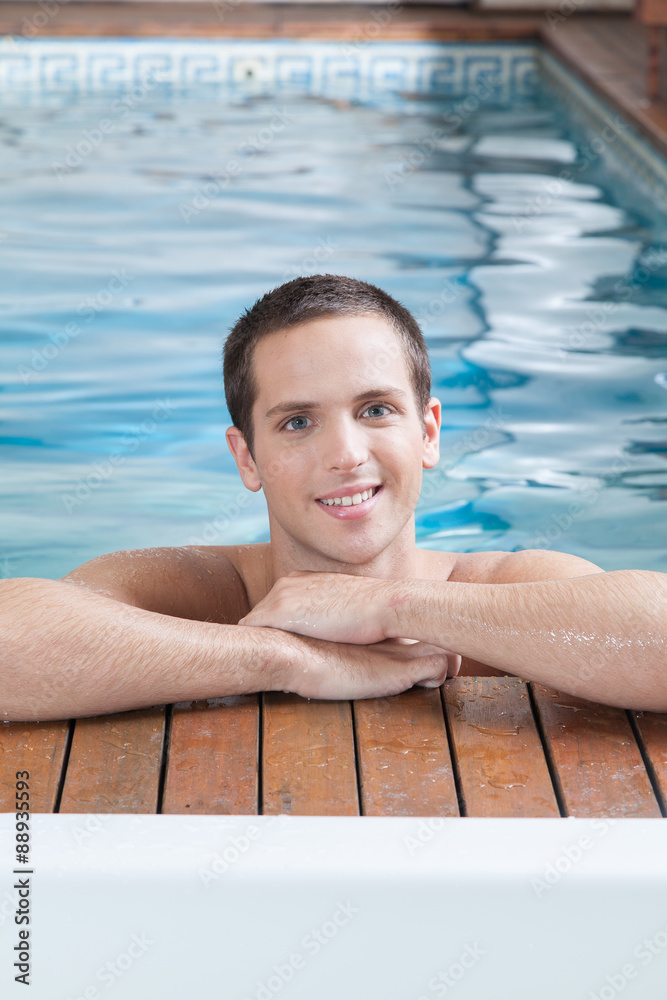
<box><xmin>443</xmin><ymin>677</ymin><xmax>560</xmax><ymax>818</ymax></box>
<box><xmin>162</xmin><ymin>696</ymin><xmax>259</xmax><ymax>814</ymax></box>
<box><xmin>542</xmin><ymin>14</ymin><xmax>667</xmax><ymax>159</ymax></box>
<box><xmin>0</xmin><ymin>2</ymin><xmax>543</xmax><ymax>40</ymax></box>
<box><xmin>636</xmin><ymin>0</ymin><xmax>667</xmax><ymax>26</ymax></box>
<box><xmin>59</xmin><ymin>708</ymin><xmax>166</xmax><ymax>813</ymax></box>
<box><xmin>630</xmin><ymin>709</ymin><xmax>667</xmax><ymax>813</ymax></box>
<box><xmin>354</xmin><ymin>688</ymin><xmax>458</xmax><ymax>817</ymax></box>
<box><xmin>262</xmin><ymin>693</ymin><xmax>358</xmax><ymax>815</ymax></box>
<box><xmin>0</xmin><ymin>721</ymin><xmax>70</xmax><ymax>813</ymax></box>
<box><xmin>532</xmin><ymin>685</ymin><xmax>662</xmax><ymax>818</ymax></box>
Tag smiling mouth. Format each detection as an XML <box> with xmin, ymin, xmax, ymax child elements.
<box><xmin>316</xmin><ymin>485</ymin><xmax>382</xmax><ymax>507</ymax></box>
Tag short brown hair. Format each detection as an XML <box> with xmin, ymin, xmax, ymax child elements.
<box><xmin>223</xmin><ymin>273</ymin><xmax>432</xmax><ymax>461</ymax></box>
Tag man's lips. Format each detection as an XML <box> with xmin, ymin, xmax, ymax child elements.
<box><xmin>315</xmin><ymin>485</ymin><xmax>383</xmax><ymax>520</ymax></box>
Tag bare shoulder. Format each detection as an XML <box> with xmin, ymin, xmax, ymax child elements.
<box><xmin>447</xmin><ymin>548</ymin><xmax>605</xmax><ymax>585</ymax></box>
<box><xmin>60</xmin><ymin>542</ymin><xmax>261</xmax><ymax>623</ymax></box>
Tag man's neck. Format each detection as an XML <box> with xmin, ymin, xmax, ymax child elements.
<box><xmin>266</xmin><ymin>517</ymin><xmax>423</xmax><ymax>591</ymax></box>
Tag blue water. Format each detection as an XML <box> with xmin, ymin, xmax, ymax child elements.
<box><xmin>1</xmin><ymin>73</ymin><xmax>667</xmax><ymax>579</ymax></box>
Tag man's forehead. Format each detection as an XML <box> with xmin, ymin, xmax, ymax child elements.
<box><xmin>251</xmin><ymin>315</ymin><xmax>410</xmax><ymax>411</ymax></box>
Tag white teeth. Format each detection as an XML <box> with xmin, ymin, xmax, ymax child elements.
<box><xmin>319</xmin><ymin>487</ymin><xmax>378</xmax><ymax>506</ymax></box>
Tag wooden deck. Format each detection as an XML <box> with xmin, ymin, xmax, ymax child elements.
<box><xmin>2</xmin><ymin>678</ymin><xmax>666</xmax><ymax>817</ymax></box>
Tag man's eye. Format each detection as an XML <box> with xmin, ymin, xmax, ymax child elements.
<box><xmin>284</xmin><ymin>415</ymin><xmax>311</xmax><ymax>431</ymax></box>
<box><xmin>283</xmin><ymin>405</ymin><xmax>391</xmax><ymax>431</ymax></box>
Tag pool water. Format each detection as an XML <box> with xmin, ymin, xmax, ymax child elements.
<box><xmin>1</xmin><ymin>65</ymin><xmax>667</xmax><ymax>579</ymax></box>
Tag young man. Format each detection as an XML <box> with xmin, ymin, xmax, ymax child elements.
<box><xmin>1</xmin><ymin>275</ymin><xmax>665</xmax><ymax>721</ymax></box>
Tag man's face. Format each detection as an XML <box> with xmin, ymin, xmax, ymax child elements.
<box><xmin>226</xmin><ymin>313</ymin><xmax>440</xmax><ymax>568</ymax></box>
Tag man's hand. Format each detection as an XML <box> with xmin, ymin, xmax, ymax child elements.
<box><xmin>238</xmin><ymin>570</ymin><xmax>393</xmax><ymax>644</ymax></box>
<box><xmin>238</xmin><ymin>571</ymin><xmax>462</xmax><ymax>697</ymax></box>
<box><xmin>269</xmin><ymin>629</ymin><xmax>461</xmax><ymax>701</ymax></box>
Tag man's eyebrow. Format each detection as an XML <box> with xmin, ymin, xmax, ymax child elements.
<box><xmin>263</xmin><ymin>386</ymin><xmax>410</xmax><ymax>421</ymax></box>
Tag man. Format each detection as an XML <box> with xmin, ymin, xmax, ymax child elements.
<box><xmin>1</xmin><ymin>275</ymin><xmax>665</xmax><ymax>722</ymax></box>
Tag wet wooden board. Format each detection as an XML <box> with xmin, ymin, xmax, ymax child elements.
<box><xmin>531</xmin><ymin>685</ymin><xmax>662</xmax><ymax>818</ymax></box>
<box><xmin>629</xmin><ymin>709</ymin><xmax>667</xmax><ymax>812</ymax></box>
<box><xmin>443</xmin><ymin>677</ymin><xmax>561</xmax><ymax>818</ymax></box>
<box><xmin>354</xmin><ymin>688</ymin><xmax>459</xmax><ymax>817</ymax></box>
<box><xmin>0</xmin><ymin>721</ymin><xmax>70</xmax><ymax>813</ymax></box>
<box><xmin>261</xmin><ymin>693</ymin><xmax>358</xmax><ymax>815</ymax></box>
<box><xmin>58</xmin><ymin>708</ymin><xmax>166</xmax><ymax>814</ymax></box>
<box><xmin>1</xmin><ymin>678</ymin><xmax>664</xmax><ymax>817</ymax></box>
<box><xmin>162</xmin><ymin>696</ymin><xmax>259</xmax><ymax>814</ymax></box>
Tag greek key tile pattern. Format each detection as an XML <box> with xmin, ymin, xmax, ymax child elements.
<box><xmin>0</xmin><ymin>38</ymin><xmax>538</xmax><ymax>102</ymax></box>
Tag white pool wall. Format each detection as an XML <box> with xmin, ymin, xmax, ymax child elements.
<box><xmin>1</xmin><ymin>814</ymin><xmax>667</xmax><ymax>999</ymax></box>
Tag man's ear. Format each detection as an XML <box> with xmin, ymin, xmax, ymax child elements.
<box><xmin>422</xmin><ymin>397</ymin><xmax>441</xmax><ymax>470</ymax></box>
<box><xmin>225</xmin><ymin>426</ymin><xmax>263</xmax><ymax>492</ymax></box>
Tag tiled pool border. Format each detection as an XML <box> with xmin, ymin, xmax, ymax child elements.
<box><xmin>0</xmin><ymin>38</ymin><xmax>538</xmax><ymax>100</ymax></box>
<box><xmin>2</xmin><ymin>36</ymin><xmax>667</xmax><ymax>209</ymax></box>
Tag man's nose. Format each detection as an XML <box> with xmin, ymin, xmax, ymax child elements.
<box><xmin>318</xmin><ymin>415</ymin><xmax>370</xmax><ymax>470</ymax></box>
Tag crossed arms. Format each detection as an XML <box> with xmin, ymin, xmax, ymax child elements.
<box><xmin>240</xmin><ymin>560</ymin><xmax>667</xmax><ymax>713</ymax></box>
<box><xmin>0</xmin><ymin>546</ymin><xmax>665</xmax><ymax>721</ymax></box>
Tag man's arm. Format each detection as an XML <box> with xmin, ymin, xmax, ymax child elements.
<box><xmin>384</xmin><ymin>557</ymin><xmax>667</xmax><ymax>711</ymax></box>
<box><xmin>0</xmin><ymin>548</ymin><xmax>456</xmax><ymax>721</ymax></box>
<box><xmin>450</xmin><ymin>548</ymin><xmax>607</xmax><ymax>677</ymax></box>
<box><xmin>0</xmin><ymin>571</ymin><xmax>287</xmax><ymax>721</ymax></box>
<box><xmin>239</xmin><ymin>551</ymin><xmax>667</xmax><ymax>712</ymax></box>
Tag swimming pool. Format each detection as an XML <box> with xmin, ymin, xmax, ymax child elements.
<box><xmin>1</xmin><ymin>39</ymin><xmax>666</xmax><ymax>581</ymax></box>
<box><xmin>2</xmin><ymin>38</ymin><xmax>667</xmax><ymax>1000</ymax></box>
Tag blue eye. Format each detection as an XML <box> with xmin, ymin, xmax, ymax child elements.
<box><xmin>282</xmin><ymin>404</ymin><xmax>391</xmax><ymax>432</ymax></box>
<box><xmin>284</xmin><ymin>415</ymin><xmax>311</xmax><ymax>431</ymax></box>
